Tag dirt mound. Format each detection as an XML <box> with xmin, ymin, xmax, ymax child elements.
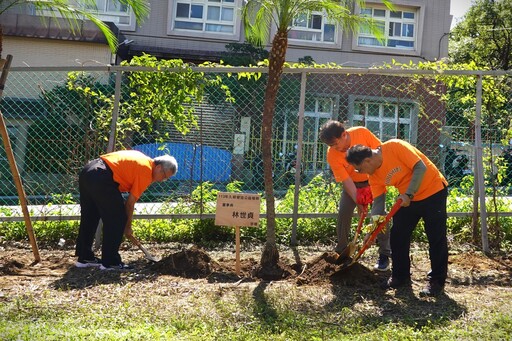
<box><xmin>150</xmin><ymin>245</ymin><xmax>217</xmax><ymax>278</ymax></box>
<box><xmin>0</xmin><ymin>259</ymin><xmax>24</xmax><ymax>275</ymax></box>
<box><xmin>252</xmin><ymin>260</ymin><xmax>297</xmax><ymax>281</ymax></box>
<box><xmin>296</xmin><ymin>252</ymin><xmax>381</xmax><ymax>286</ymax></box>
<box><xmin>149</xmin><ymin>246</ymin><xmax>297</xmax><ymax>282</ymax></box>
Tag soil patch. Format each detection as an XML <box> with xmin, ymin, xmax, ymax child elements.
<box><xmin>0</xmin><ymin>242</ymin><xmax>511</xmax><ymax>293</ymax></box>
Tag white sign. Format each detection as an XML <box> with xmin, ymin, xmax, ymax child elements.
<box><xmin>240</xmin><ymin>117</ymin><xmax>251</xmax><ymax>152</ymax></box>
<box><xmin>215</xmin><ymin>192</ymin><xmax>260</xmax><ymax>227</ymax></box>
<box><xmin>233</xmin><ymin>133</ymin><xmax>245</xmax><ymax>155</ymax></box>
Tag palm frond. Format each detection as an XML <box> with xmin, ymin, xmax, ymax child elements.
<box><xmin>242</xmin><ymin>0</ymin><xmax>394</xmax><ymax>46</ymax></box>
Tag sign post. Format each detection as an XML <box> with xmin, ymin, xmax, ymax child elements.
<box><xmin>215</xmin><ymin>192</ymin><xmax>260</xmax><ymax>276</ymax></box>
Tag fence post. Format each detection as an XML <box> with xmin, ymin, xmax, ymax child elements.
<box><xmin>107</xmin><ymin>69</ymin><xmax>123</xmax><ymax>152</ymax></box>
<box><xmin>474</xmin><ymin>74</ymin><xmax>489</xmax><ymax>253</ymax></box>
<box><xmin>291</xmin><ymin>71</ymin><xmax>307</xmax><ymax>246</ymax></box>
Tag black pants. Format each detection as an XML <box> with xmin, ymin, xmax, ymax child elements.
<box><xmin>75</xmin><ymin>158</ymin><xmax>127</xmax><ymax>266</ymax></box>
<box><xmin>390</xmin><ymin>186</ymin><xmax>448</xmax><ymax>285</ymax></box>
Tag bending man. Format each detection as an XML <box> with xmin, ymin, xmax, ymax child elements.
<box><xmin>346</xmin><ymin>140</ymin><xmax>448</xmax><ymax>297</ymax></box>
<box><xmin>75</xmin><ymin>150</ymin><xmax>178</xmax><ymax>271</ymax></box>
<box><xmin>319</xmin><ymin>120</ymin><xmax>390</xmax><ymax>271</ymax></box>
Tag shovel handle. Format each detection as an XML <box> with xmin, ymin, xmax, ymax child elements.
<box><xmin>126</xmin><ymin>234</ymin><xmax>141</xmax><ymax>247</ymax></box>
<box><xmin>352</xmin><ymin>205</ymin><xmax>368</xmax><ymax>244</ymax></box>
<box><xmin>351</xmin><ymin>199</ymin><xmax>402</xmax><ymax>263</ymax></box>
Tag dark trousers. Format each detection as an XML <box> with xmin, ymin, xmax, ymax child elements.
<box><xmin>390</xmin><ymin>186</ymin><xmax>448</xmax><ymax>285</ymax></box>
<box><xmin>75</xmin><ymin>158</ymin><xmax>127</xmax><ymax>266</ymax></box>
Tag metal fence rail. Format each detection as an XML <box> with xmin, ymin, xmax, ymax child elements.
<box><xmin>1</xmin><ymin>65</ymin><xmax>512</xmax><ymax>238</ymax></box>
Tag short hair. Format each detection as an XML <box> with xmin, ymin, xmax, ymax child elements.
<box><xmin>346</xmin><ymin>144</ymin><xmax>372</xmax><ymax>165</ymax></box>
<box><xmin>154</xmin><ymin>155</ymin><xmax>178</xmax><ymax>176</ymax></box>
<box><xmin>319</xmin><ymin>120</ymin><xmax>345</xmax><ymax>145</ymax></box>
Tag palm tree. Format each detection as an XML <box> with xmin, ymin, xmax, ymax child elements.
<box><xmin>242</xmin><ymin>0</ymin><xmax>392</xmax><ymax>272</ymax></box>
<box><xmin>0</xmin><ymin>0</ymin><xmax>150</xmax><ymax>58</ymax></box>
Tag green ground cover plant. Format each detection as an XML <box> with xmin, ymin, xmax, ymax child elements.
<box><xmin>0</xmin><ymin>174</ymin><xmax>511</xmax><ymax>252</ymax></box>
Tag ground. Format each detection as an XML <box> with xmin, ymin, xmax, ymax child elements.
<box><xmin>0</xmin><ymin>240</ymin><xmax>510</xmax><ymax>297</ymax></box>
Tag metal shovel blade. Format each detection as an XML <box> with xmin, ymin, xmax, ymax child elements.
<box><xmin>127</xmin><ymin>234</ymin><xmax>159</xmax><ymax>263</ymax></box>
<box><xmin>138</xmin><ymin>244</ymin><xmax>159</xmax><ymax>263</ymax></box>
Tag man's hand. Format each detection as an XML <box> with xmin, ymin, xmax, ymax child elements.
<box><xmin>356</xmin><ymin>186</ymin><xmax>373</xmax><ymax>205</ymax></box>
<box><xmin>398</xmin><ymin>193</ymin><xmax>412</xmax><ymax>207</ymax></box>
<box><xmin>356</xmin><ymin>204</ymin><xmax>366</xmax><ymax>217</ymax></box>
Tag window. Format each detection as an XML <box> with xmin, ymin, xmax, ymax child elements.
<box><xmin>352</xmin><ymin>100</ymin><xmax>416</xmax><ymax>142</ymax></box>
<box><xmin>86</xmin><ymin>0</ymin><xmax>133</xmax><ymax>27</ymax></box>
<box><xmin>288</xmin><ymin>11</ymin><xmax>337</xmax><ymax>43</ymax></box>
<box><xmin>172</xmin><ymin>0</ymin><xmax>236</xmax><ymax>35</ymax></box>
<box><xmin>37</xmin><ymin>0</ymin><xmax>135</xmax><ymax>29</ymax></box>
<box><xmin>357</xmin><ymin>6</ymin><xmax>417</xmax><ymax>50</ymax></box>
<box><xmin>303</xmin><ymin>97</ymin><xmax>335</xmax><ymax>174</ymax></box>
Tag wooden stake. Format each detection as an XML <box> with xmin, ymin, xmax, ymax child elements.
<box><xmin>0</xmin><ymin>55</ymin><xmax>40</xmax><ymax>263</ymax></box>
<box><xmin>235</xmin><ymin>226</ymin><xmax>240</xmax><ymax>276</ymax></box>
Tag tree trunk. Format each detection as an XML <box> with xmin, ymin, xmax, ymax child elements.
<box><xmin>0</xmin><ymin>25</ymin><xmax>3</xmax><ymax>59</ymax></box>
<box><xmin>260</xmin><ymin>30</ymin><xmax>288</xmax><ymax>269</ymax></box>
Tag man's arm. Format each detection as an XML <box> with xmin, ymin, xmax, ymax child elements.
<box><xmin>399</xmin><ymin>160</ymin><xmax>427</xmax><ymax>207</ymax></box>
<box><xmin>370</xmin><ymin>194</ymin><xmax>386</xmax><ymax>216</ymax></box>
<box><xmin>124</xmin><ymin>193</ymin><xmax>137</xmax><ymax>237</ymax></box>
<box><xmin>342</xmin><ymin>177</ymin><xmax>358</xmax><ymax>203</ymax></box>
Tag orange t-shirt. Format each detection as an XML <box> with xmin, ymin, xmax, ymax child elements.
<box><xmin>368</xmin><ymin>139</ymin><xmax>448</xmax><ymax>201</ymax></box>
<box><xmin>327</xmin><ymin>126</ymin><xmax>381</xmax><ymax>183</ymax></box>
<box><xmin>100</xmin><ymin>150</ymin><xmax>154</xmax><ymax>200</ymax></box>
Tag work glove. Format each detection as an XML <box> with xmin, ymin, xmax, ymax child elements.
<box><xmin>356</xmin><ymin>186</ymin><xmax>373</xmax><ymax>206</ymax></box>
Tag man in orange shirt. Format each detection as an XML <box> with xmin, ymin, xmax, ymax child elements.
<box><xmin>320</xmin><ymin>120</ymin><xmax>390</xmax><ymax>271</ymax></box>
<box><xmin>346</xmin><ymin>139</ymin><xmax>449</xmax><ymax>297</ymax></box>
<box><xmin>75</xmin><ymin>150</ymin><xmax>178</xmax><ymax>271</ymax></box>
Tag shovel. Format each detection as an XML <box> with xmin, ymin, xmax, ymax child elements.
<box><xmin>338</xmin><ymin>199</ymin><xmax>402</xmax><ymax>269</ymax></box>
<box><xmin>126</xmin><ymin>234</ymin><xmax>159</xmax><ymax>263</ymax></box>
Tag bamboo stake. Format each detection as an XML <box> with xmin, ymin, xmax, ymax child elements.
<box><xmin>0</xmin><ymin>55</ymin><xmax>40</xmax><ymax>262</ymax></box>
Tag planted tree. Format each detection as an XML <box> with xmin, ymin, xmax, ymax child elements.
<box><xmin>241</xmin><ymin>0</ymin><xmax>392</xmax><ymax>274</ymax></box>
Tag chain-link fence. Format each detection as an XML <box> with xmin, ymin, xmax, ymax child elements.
<box><xmin>1</xmin><ymin>65</ymin><xmax>511</xmax><ymax>238</ymax></box>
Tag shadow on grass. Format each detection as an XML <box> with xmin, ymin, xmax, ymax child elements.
<box><xmin>325</xmin><ymin>275</ymin><xmax>467</xmax><ymax>330</ymax></box>
<box><xmin>50</xmin><ymin>259</ymin><xmax>159</xmax><ymax>290</ymax></box>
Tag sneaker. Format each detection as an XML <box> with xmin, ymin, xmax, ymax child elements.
<box><xmin>374</xmin><ymin>254</ymin><xmax>390</xmax><ymax>271</ymax></box>
<box><xmin>420</xmin><ymin>281</ymin><xmax>445</xmax><ymax>297</ymax></box>
<box><xmin>75</xmin><ymin>257</ymin><xmax>101</xmax><ymax>268</ymax></box>
<box><xmin>99</xmin><ymin>263</ymin><xmax>134</xmax><ymax>271</ymax></box>
<box><xmin>380</xmin><ymin>276</ymin><xmax>412</xmax><ymax>290</ymax></box>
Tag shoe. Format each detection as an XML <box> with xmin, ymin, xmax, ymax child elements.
<box><xmin>380</xmin><ymin>276</ymin><xmax>412</xmax><ymax>290</ymax></box>
<box><xmin>374</xmin><ymin>254</ymin><xmax>390</xmax><ymax>271</ymax></box>
<box><xmin>75</xmin><ymin>257</ymin><xmax>101</xmax><ymax>268</ymax></box>
<box><xmin>420</xmin><ymin>281</ymin><xmax>445</xmax><ymax>297</ymax></box>
<box><xmin>100</xmin><ymin>263</ymin><xmax>134</xmax><ymax>271</ymax></box>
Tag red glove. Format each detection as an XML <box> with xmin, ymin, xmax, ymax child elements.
<box><xmin>356</xmin><ymin>186</ymin><xmax>373</xmax><ymax>205</ymax></box>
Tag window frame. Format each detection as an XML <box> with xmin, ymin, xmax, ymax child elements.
<box><xmin>37</xmin><ymin>0</ymin><xmax>136</xmax><ymax>31</ymax></box>
<box><xmin>347</xmin><ymin>95</ymin><xmax>419</xmax><ymax>144</ymax></box>
<box><xmin>352</xmin><ymin>2</ymin><xmax>424</xmax><ymax>56</ymax></box>
<box><xmin>287</xmin><ymin>10</ymin><xmax>341</xmax><ymax>47</ymax></box>
<box><xmin>167</xmin><ymin>0</ymin><xmax>241</xmax><ymax>41</ymax></box>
